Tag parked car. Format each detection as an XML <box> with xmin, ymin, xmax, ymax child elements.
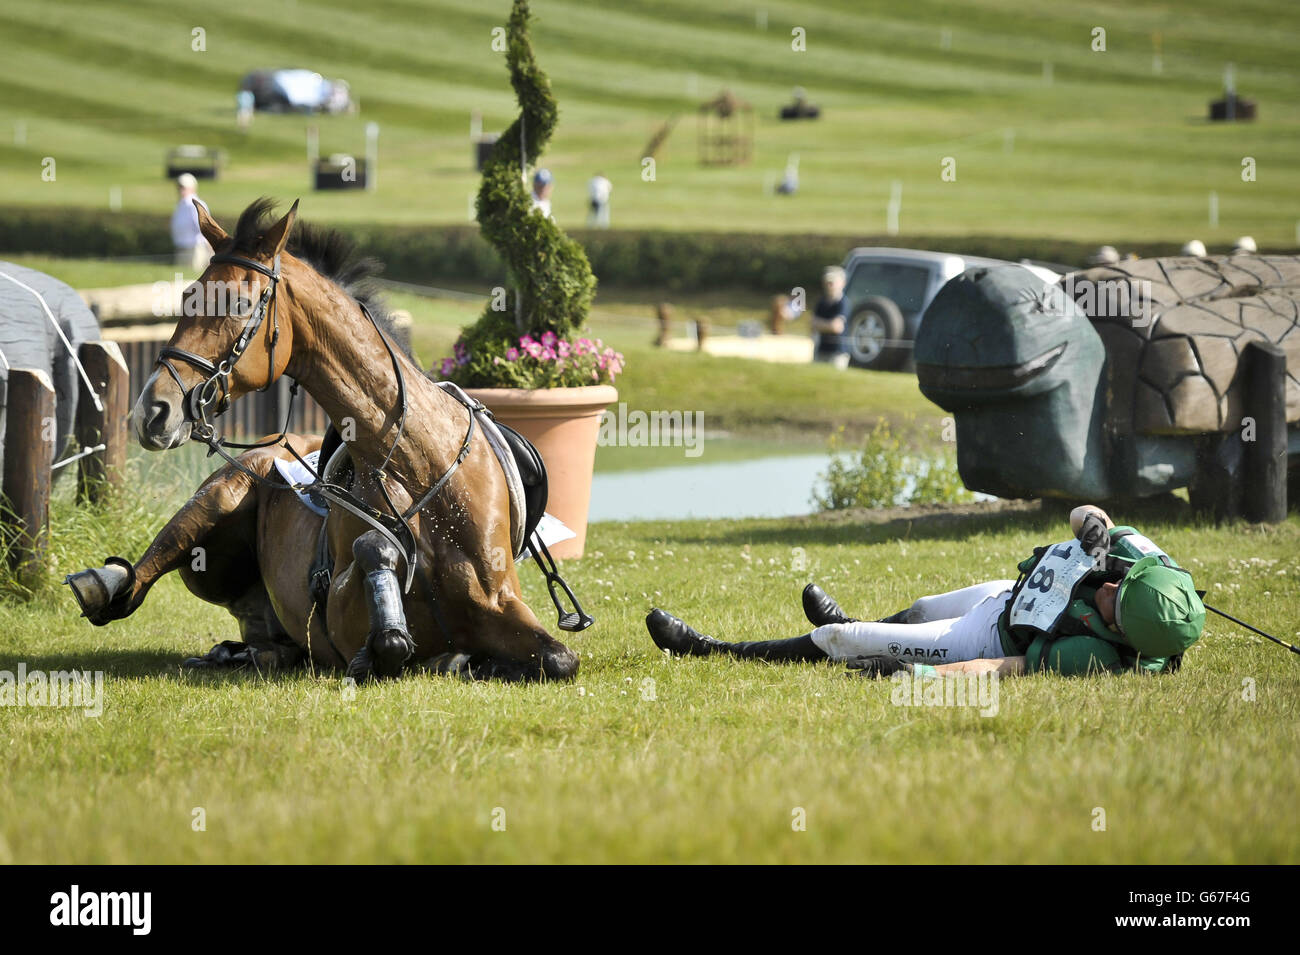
<box><xmin>834</xmin><ymin>248</ymin><xmax>1064</xmax><ymax>370</ymax></box>
<box><xmin>238</xmin><ymin>69</ymin><xmax>354</xmax><ymax>114</ymax></box>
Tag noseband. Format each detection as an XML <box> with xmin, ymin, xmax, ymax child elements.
<box><xmin>156</xmin><ymin>252</ymin><xmax>282</xmax><ymax>442</ymax></box>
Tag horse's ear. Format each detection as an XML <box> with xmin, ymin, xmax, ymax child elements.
<box><xmin>194</xmin><ymin>200</ymin><xmax>228</xmax><ymax>248</ymax></box>
<box><xmin>261</xmin><ymin>199</ymin><xmax>299</xmax><ymax>259</ymax></box>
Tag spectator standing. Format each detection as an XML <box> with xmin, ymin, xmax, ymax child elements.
<box><xmin>811</xmin><ymin>265</ymin><xmax>850</xmax><ymax>369</ymax></box>
<box><xmin>1088</xmin><ymin>245</ymin><xmax>1120</xmax><ymax>266</ymax></box>
<box><xmin>170</xmin><ymin>173</ymin><xmax>212</xmax><ymax>271</ymax></box>
<box><xmin>587</xmin><ymin>172</ymin><xmax>612</xmax><ymax>228</ymax></box>
<box><xmin>530</xmin><ymin>168</ymin><xmax>554</xmax><ymax>219</ymax></box>
<box><xmin>236</xmin><ymin>89</ymin><xmax>255</xmax><ymax>130</ymax></box>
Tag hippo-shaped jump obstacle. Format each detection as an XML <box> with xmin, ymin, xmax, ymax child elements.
<box><xmin>915</xmin><ymin>255</ymin><xmax>1299</xmax><ymax>521</ymax></box>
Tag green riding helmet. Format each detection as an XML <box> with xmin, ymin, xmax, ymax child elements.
<box><xmin>1115</xmin><ymin>556</ymin><xmax>1206</xmax><ymax>658</ymax></box>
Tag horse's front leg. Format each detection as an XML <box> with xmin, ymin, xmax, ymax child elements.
<box><xmin>337</xmin><ymin>529</ymin><xmax>417</xmax><ymax>682</ymax></box>
<box><xmin>65</xmin><ymin>454</ymin><xmax>266</xmax><ymax>625</ymax></box>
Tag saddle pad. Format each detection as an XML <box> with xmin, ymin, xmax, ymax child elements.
<box><xmin>521</xmin><ymin>512</ymin><xmax>577</xmax><ymax>558</ymax></box>
<box><xmin>273</xmin><ymin>450</ymin><xmax>328</xmax><ymax>517</ymax></box>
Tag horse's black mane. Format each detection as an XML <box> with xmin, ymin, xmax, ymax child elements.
<box><xmin>229</xmin><ymin>198</ymin><xmax>403</xmax><ymax>349</ymax></box>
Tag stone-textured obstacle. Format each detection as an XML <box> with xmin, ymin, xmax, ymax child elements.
<box><xmin>1069</xmin><ymin>255</ymin><xmax>1300</xmax><ymax>436</ymax></box>
<box><xmin>915</xmin><ymin>254</ymin><xmax>1299</xmax><ymax>521</ymax></box>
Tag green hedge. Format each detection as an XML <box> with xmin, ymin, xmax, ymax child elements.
<box><xmin>0</xmin><ymin>203</ymin><xmax>1255</xmax><ymax>293</ymax></box>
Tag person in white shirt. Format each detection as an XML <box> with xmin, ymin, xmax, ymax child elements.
<box><xmin>170</xmin><ymin>173</ymin><xmax>212</xmax><ymax>271</ymax></box>
<box><xmin>587</xmin><ymin>172</ymin><xmax>612</xmax><ymax>228</ymax></box>
<box><xmin>530</xmin><ymin>168</ymin><xmax>554</xmax><ymax>220</ymax></box>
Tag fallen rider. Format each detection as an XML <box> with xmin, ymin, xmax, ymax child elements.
<box><xmin>645</xmin><ymin>505</ymin><xmax>1205</xmax><ymax>677</ymax></box>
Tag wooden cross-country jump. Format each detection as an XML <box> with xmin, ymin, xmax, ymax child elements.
<box><xmin>2</xmin><ymin>340</ymin><xmax>129</xmax><ymax>589</ymax></box>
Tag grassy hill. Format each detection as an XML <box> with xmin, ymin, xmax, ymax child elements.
<box><xmin>1</xmin><ymin>0</ymin><xmax>1298</xmax><ymax>246</ymax></box>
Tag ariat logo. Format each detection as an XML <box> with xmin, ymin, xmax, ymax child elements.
<box><xmin>900</xmin><ymin>647</ymin><xmax>949</xmax><ymax>659</ymax></box>
<box><xmin>887</xmin><ymin>642</ymin><xmax>901</xmax><ymax>656</ymax></box>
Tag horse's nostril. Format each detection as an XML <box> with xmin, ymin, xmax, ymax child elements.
<box><xmin>147</xmin><ymin>401</ymin><xmax>172</xmax><ymax>432</ymax></box>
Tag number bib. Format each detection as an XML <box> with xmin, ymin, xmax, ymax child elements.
<box><xmin>1008</xmin><ymin>538</ymin><xmax>1097</xmax><ymax>635</ymax></box>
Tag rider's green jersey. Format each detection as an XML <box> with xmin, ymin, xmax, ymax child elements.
<box><xmin>997</xmin><ymin>526</ymin><xmax>1177</xmax><ymax>676</ymax></box>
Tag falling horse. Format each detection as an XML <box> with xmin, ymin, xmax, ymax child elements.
<box><xmin>66</xmin><ymin>198</ymin><xmax>582</xmax><ymax>682</ymax></box>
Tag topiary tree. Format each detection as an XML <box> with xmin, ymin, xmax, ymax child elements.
<box><xmin>446</xmin><ymin>0</ymin><xmax>599</xmax><ymax>388</ymax></box>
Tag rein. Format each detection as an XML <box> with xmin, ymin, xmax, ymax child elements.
<box><xmin>154</xmin><ymin>252</ymin><xmax>476</xmax><ymax>593</ymax></box>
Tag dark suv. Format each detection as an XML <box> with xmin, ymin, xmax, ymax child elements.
<box><xmin>836</xmin><ymin>248</ymin><xmax>1060</xmax><ymax>370</ymax></box>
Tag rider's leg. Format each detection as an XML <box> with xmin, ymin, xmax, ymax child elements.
<box><xmin>906</xmin><ymin>580</ymin><xmax>1017</xmax><ymax>624</ymax></box>
<box><xmin>811</xmin><ymin>588</ymin><xmax>1012</xmax><ymax>664</ymax></box>
<box><xmin>646</xmin><ymin>609</ymin><xmax>827</xmax><ymax>662</ymax></box>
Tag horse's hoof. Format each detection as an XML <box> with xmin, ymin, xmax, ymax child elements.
<box><xmin>369</xmin><ymin>629</ymin><xmax>414</xmax><ymax>680</ymax></box>
<box><xmin>421</xmin><ymin>652</ymin><xmax>475</xmax><ymax>678</ymax></box>
<box><xmin>346</xmin><ymin>646</ymin><xmax>374</xmax><ymax>683</ymax></box>
<box><xmin>65</xmin><ymin>557</ymin><xmax>135</xmax><ymax>626</ymax></box>
<box><xmin>181</xmin><ymin>641</ymin><xmax>254</xmax><ymax>671</ymax></box>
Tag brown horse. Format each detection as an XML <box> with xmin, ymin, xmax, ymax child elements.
<box><xmin>67</xmin><ymin>199</ymin><xmax>578</xmax><ymax>683</ymax></box>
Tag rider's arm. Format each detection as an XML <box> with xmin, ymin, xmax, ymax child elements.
<box><xmin>928</xmin><ymin>657</ymin><xmax>1026</xmax><ymax>677</ymax></box>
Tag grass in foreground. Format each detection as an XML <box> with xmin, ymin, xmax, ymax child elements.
<box><xmin>1</xmin><ymin>485</ymin><xmax>1296</xmax><ymax>863</ymax></box>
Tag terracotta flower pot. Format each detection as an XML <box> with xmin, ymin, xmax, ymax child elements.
<box><xmin>465</xmin><ymin>384</ymin><xmax>617</xmax><ymax>560</ymax></box>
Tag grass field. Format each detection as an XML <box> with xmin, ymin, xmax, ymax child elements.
<box><xmin>3</xmin><ymin>3</ymin><xmax>1299</xmax><ymax>865</ymax></box>
<box><xmin>2</xmin><ymin>0</ymin><xmax>1298</xmax><ymax>246</ymax></box>
<box><xmin>2</xmin><ymin>482</ymin><xmax>1297</xmax><ymax>863</ymax></box>
<box><xmin>0</xmin><ymin>282</ymin><xmax>1295</xmax><ymax>861</ymax></box>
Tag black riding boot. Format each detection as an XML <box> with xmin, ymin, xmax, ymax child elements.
<box><xmin>802</xmin><ymin>583</ymin><xmax>913</xmax><ymax>627</ymax></box>
<box><xmin>646</xmin><ymin>609</ymin><xmax>827</xmax><ymax>662</ymax></box>
<box><xmin>802</xmin><ymin>583</ymin><xmax>857</xmax><ymax>626</ymax></box>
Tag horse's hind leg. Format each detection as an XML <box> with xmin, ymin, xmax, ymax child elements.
<box><xmin>342</xmin><ymin>530</ymin><xmax>417</xmax><ymax>682</ymax></box>
<box><xmin>182</xmin><ymin>580</ymin><xmax>306</xmax><ymax>673</ymax></box>
<box><xmin>415</xmin><ymin>587</ymin><xmax>579</xmax><ymax>684</ymax></box>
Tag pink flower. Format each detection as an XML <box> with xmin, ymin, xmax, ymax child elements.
<box><xmin>541</xmin><ymin>346</ymin><xmax>557</xmax><ymax>361</ymax></box>
<box><xmin>439</xmin><ymin>358</ymin><xmax>455</xmax><ymax>377</ymax></box>
<box><xmin>557</xmin><ymin>341</ymin><xmax>571</xmax><ymax>357</ymax></box>
<box><xmin>505</xmin><ymin>347</ymin><xmax>520</xmax><ymax>361</ymax></box>
<box><xmin>526</xmin><ymin>342</ymin><xmax>543</xmax><ymax>358</ymax></box>
<box><xmin>541</xmin><ymin>330</ymin><xmax>557</xmax><ymax>348</ymax></box>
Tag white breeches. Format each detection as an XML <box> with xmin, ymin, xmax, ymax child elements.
<box><xmin>810</xmin><ymin>580</ymin><xmax>1016</xmax><ymax>664</ymax></box>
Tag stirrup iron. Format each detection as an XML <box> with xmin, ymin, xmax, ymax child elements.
<box><xmin>530</xmin><ymin>533</ymin><xmax>593</xmax><ymax>632</ymax></box>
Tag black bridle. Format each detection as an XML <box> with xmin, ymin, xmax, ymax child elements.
<box><xmin>157</xmin><ymin>252</ymin><xmax>285</xmax><ymax>445</ymax></box>
<box><xmin>152</xmin><ymin>250</ymin><xmax>476</xmax><ymax>594</ymax></box>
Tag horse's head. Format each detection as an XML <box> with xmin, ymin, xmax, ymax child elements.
<box><xmin>135</xmin><ymin>199</ymin><xmax>299</xmax><ymax>450</ymax></box>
